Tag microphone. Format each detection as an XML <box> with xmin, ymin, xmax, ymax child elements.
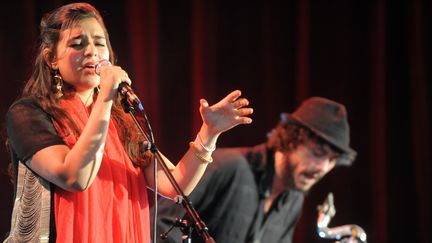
<box><xmin>95</xmin><ymin>60</ymin><xmax>144</xmax><ymax>111</ymax></box>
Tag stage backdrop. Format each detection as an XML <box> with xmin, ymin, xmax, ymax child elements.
<box><xmin>0</xmin><ymin>1</ymin><xmax>430</xmax><ymax>242</ymax></box>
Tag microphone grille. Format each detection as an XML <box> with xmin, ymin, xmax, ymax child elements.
<box><xmin>95</xmin><ymin>60</ymin><xmax>112</xmax><ymax>75</ymax></box>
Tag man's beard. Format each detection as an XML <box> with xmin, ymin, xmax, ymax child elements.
<box><xmin>284</xmin><ymin>161</ymin><xmax>312</xmax><ymax>195</ymax></box>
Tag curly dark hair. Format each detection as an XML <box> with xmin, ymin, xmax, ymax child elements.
<box><xmin>266</xmin><ymin>120</ymin><xmax>350</xmax><ymax>165</ymax></box>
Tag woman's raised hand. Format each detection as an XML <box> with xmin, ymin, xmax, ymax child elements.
<box><xmin>199</xmin><ymin>90</ymin><xmax>253</xmax><ymax>137</ymax></box>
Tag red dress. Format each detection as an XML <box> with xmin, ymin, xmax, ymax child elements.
<box><xmin>53</xmin><ymin>95</ymin><xmax>150</xmax><ymax>243</ymax></box>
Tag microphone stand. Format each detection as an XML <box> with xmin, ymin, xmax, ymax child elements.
<box><xmin>120</xmin><ymin>98</ymin><xmax>215</xmax><ymax>243</ymax></box>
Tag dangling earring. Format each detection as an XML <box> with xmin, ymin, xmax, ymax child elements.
<box><xmin>53</xmin><ymin>70</ymin><xmax>63</xmax><ymax>98</ymax></box>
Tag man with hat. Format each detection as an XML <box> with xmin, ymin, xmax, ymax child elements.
<box><xmin>155</xmin><ymin>97</ymin><xmax>356</xmax><ymax>243</ymax></box>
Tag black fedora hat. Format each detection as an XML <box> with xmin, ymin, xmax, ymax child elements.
<box><xmin>280</xmin><ymin>97</ymin><xmax>357</xmax><ymax>165</ymax></box>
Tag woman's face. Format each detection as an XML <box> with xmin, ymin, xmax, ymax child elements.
<box><xmin>53</xmin><ymin>17</ymin><xmax>109</xmax><ymax>93</ymax></box>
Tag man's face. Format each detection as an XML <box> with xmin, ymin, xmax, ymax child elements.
<box><xmin>275</xmin><ymin>141</ymin><xmax>339</xmax><ymax>192</ymax></box>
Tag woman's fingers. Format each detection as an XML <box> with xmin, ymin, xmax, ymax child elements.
<box><xmin>236</xmin><ymin>107</ymin><xmax>254</xmax><ymax>117</ymax></box>
<box><xmin>221</xmin><ymin>90</ymin><xmax>242</xmax><ymax>103</ymax></box>
<box><xmin>233</xmin><ymin>98</ymin><xmax>249</xmax><ymax>109</ymax></box>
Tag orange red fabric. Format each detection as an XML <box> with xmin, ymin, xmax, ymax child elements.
<box><xmin>53</xmin><ymin>95</ymin><xmax>150</xmax><ymax>243</ymax></box>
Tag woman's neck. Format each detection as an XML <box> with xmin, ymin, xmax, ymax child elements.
<box><xmin>76</xmin><ymin>89</ymin><xmax>94</xmax><ymax>107</ymax></box>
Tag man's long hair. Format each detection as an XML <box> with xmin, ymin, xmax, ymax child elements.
<box><xmin>266</xmin><ymin>121</ymin><xmax>344</xmax><ymax>164</ymax></box>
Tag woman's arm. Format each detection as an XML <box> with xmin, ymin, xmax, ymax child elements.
<box><xmin>27</xmin><ymin>96</ymin><xmax>112</xmax><ymax>192</ymax></box>
<box><xmin>26</xmin><ymin>65</ymin><xmax>130</xmax><ymax>192</ymax></box>
<box><xmin>144</xmin><ymin>90</ymin><xmax>253</xmax><ymax>197</ymax></box>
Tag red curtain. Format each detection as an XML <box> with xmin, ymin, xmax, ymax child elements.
<box><xmin>1</xmin><ymin>1</ymin><xmax>430</xmax><ymax>242</ymax></box>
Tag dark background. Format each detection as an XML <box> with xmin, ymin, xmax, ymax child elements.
<box><xmin>1</xmin><ymin>1</ymin><xmax>431</xmax><ymax>242</ymax></box>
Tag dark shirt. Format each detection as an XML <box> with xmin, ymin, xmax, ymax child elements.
<box><xmin>5</xmin><ymin>97</ymin><xmax>63</xmax><ymax>243</ymax></box>
<box><xmin>6</xmin><ymin>97</ymin><xmax>65</xmax><ymax>164</ymax></box>
<box><xmin>155</xmin><ymin>144</ymin><xmax>304</xmax><ymax>243</ymax></box>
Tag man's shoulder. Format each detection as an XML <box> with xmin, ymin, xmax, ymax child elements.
<box><xmin>214</xmin><ymin>144</ymin><xmax>265</xmax><ymax>161</ymax></box>
<box><xmin>210</xmin><ymin>144</ymin><xmax>267</xmax><ymax>171</ymax></box>
<box><xmin>213</xmin><ymin>146</ymin><xmax>248</xmax><ymax>158</ymax></box>
<box><xmin>215</xmin><ymin>143</ymin><xmax>266</xmax><ymax>154</ymax></box>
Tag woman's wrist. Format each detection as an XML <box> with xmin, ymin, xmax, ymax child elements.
<box><xmin>196</xmin><ymin>124</ymin><xmax>219</xmax><ymax>149</ymax></box>
<box><xmin>195</xmin><ymin>133</ymin><xmax>216</xmax><ymax>152</ymax></box>
<box><xmin>189</xmin><ymin>142</ymin><xmax>213</xmax><ymax>164</ymax></box>
<box><xmin>188</xmin><ymin>125</ymin><xmax>219</xmax><ymax>164</ymax></box>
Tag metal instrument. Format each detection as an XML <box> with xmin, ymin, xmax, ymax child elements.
<box><xmin>316</xmin><ymin>192</ymin><xmax>367</xmax><ymax>243</ymax></box>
